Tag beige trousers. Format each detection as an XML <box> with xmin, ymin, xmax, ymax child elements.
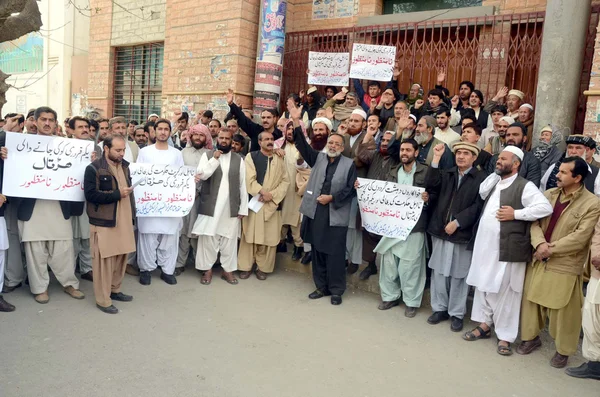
<box><xmin>280</xmin><ymin>225</ymin><xmax>302</xmax><ymax>247</ymax></box>
<box><xmin>238</xmin><ymin>239</ymin><xmax>276</xmax><ymax>273</ymax></box>
<box><xmin>583</xmin><ymin>277</ymin><xmax>600</xmax><ymax>361</ymax></box>
<box><xmin>24</xmin><ymin>240</ymin><xmax>78</xmax><ymax>294</ymax></box>
<box><xmin>91</xmin><ymin>231</ymin><xmax>127</xmax><ymax>308</ymax></box>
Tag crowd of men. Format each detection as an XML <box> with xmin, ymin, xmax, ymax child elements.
<box><xmin>1</xmin><ymin>69</ymin><xmax>600</xmax><ymax>381</ymax></box>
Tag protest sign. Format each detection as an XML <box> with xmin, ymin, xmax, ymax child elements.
<box><xmin>3</xmin><ymin>132</ymin><xmax>93</xmax><ymax>201</ymax></box>
<box><xmin>129</xmin><ymin>163</ymin><xmax>196</xmax><ymax>217</ymax></box>
<box><xmin>308</xmin><ymin>52</ymin><xmax>350</xmax><ymax>86</ymax></box>
<box><xmin>349</xmin><ymin>43</ymin><xmax>396</xmax><ymax>82</ymax></box>
<box><xmin>356</xmin><ymin>177</ymin><xmax>424</xmax><ymax>240</ymax></box>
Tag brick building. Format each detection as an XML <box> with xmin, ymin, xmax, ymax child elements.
<box><xmin>87</xmin><ymin>0</ymin><xmax>600</xmax><ymax>138</ymax></box>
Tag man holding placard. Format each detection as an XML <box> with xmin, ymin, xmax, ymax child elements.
<box><xmin>136</xmin><ymin>119</ymin><xmax>185</xmax><ymax>286</ymax></box>
<box><xmin>2</xmin><ymin>107</ymin><xmax>85</xmax><ymax>304</ymax></box>
<box><xmin>84</xmin><ymin>134</ymin><xmax>136</xmax><ymax>314</ymax></box>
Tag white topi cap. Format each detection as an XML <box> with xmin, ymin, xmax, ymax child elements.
<box><xmin>502</xmin><ymin>145</ymin><xmax>524</xmax><ymax>161</ymax></box>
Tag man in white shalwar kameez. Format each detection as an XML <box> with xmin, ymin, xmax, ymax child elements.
<box><xmin>464</xmin><ymin>146</ymin><xmax>552</xmax><ymax>355</ymax></box>
<box><xmin>192</xmin><ymin>129</ymin><xmax>248</xmax><ymax>285</ymax></box>
<box><xmin>137</xmin><ymin>119</ymin><xmax>184</xmax><ymax>286</ymax></box>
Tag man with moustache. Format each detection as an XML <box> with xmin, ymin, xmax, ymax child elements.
<box><xmin>226</xmin><ymin>89</ymin><xmax>282</xmax><ymax>152</ymax></box>
<box><xmin>484</xmin><ymin>116</ymin><xmax>513</xmax><ymax>155</ymax></box>
<box><xmin>460</xmin><ymin>123</ymin><xmax>492</xmax><ymax>171</ymax></box>
<box><xmin>486</xmin><ymin>123</ymin><xmax>541</xmax><ymax>187</ymax></box>
<box><xmin>323</xmin><ymin>91</ymin><xmax>363</xmax><ymax>130</ymax></box>
<box><xmin>289</xmin><ymin>103</ymin><xmax>357</xmax><ymax>305</ymax></box>
<box><xmin>133</xmin><ymin>125</ymin><xmax>147</xmax><ymax>149</ymax></box>
<box><xmin>97</xmin><ymin>118</ymin><xmax>110</xmax><ymax>141</ymax></box>
<box><xmin>108</xmin><ymin>117</ymin><xmax>139</xmax><ymax>163</ymax></box>
<box><xmin>373</xmin><ymin>139</ymin><xmax>430</xmax><ymax>317</ymax></box>
<box><xmin>355</xmin><ymin>128</ymin><xmax>400</xmax><ymax>280</ymax></box>
<box><xmin>480</xmin><ymin>105</ymin><xmax>508</xmax><ymax>150</ymax></box>
<box><xmin>414</xmin><ymin>116</ymin><xmax>454</xmax><ymax>169</ymax></box>
<box><xmin>468</xmin><ymin>90</ymin><xmax>492</xmax><ymax>131</ymax></box>
<box><xmin>192</xmin><ymin>129</ymin><xmax>247</xmax><ymax>285</ymax></box>
<box><xmin>175</xmin><ymin>124</ymin><xmax>212</xmax><ymax>276</ymax></box>
<box><xmin>2</xmin><ymin>107</ymin><xmax>85</xmax><ymax>304</ymax></box>
<box><xmin>485</xmin><ymin>87</ymin><xmax>524</xmax><ymax>120</ymax></box>
<box><xmin>309</xmin><ymin>117</ymin><xmax>331</xmax><ymax>152</ymax></box>
<box><xmin>144</xmin><ymin>121</ymin><xmax>156</xmax><ymax>145</ymax></box>
<box><xmin>232</xmin><ymin>134</ymin><xmax>247</xmax><ymax>156</ymax></box>
<box><xmin>541</xmin><ymin>135</ymin><xmax>600</xmax><ymax>196</ymax></box>
<box><xmin>24</xmin><ymin>110</ymin><xmax>37</xmax><ymax>134</ymax></box>
<box><xmin>84</xmin><ymin>134</ymin><xmax>136</xmax><ymax>314</ymax></box>
<box><xmin>434</xmin><ymin>108</ymin><xmax>461</xmax><ymax>147</ymax></box>
<box><xmin>208</xmin><ymin>119</ymin><xmax>221</xmax><ymax>147</ymax></box>
<box><xmin>464</xmin><ymin>146</ymin><xmax>552</xmax><ymax>356</ymax></box>
<box><xmin>426</xmin><ymin>141</ymin><xmax>486</xmax><ymax>332</ymax></box>
<box><xmin>136</xmin><ymin>119</ymin><xmax>184</xmax><ymax>286</ymax></box>
<box><xmin>238</xmin><ymin>132</ymin><xmax>289</xmax><ymax>280</ymax></box>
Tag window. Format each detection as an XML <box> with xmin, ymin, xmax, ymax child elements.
<box><xmin>0</xmin><ymin>33</ymin><xmax>43</xmax><ymax>74</ymax></box>
<box><xmin>113</xmin><ymin>43</ymin><xmax>164</xmax><ymax>122</ymax></box>
<box><xmin>383</xmin><ymin>0</ymin><xmax>482</xmax><ymax>15</ymax></box>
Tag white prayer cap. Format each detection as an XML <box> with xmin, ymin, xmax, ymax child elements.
<box><xmin>307</xmin><ymin>86</ymin><xmax>318</xmax><ymax>95</ymax></box>
<box><xmin>351</xmin><ymin>108</ymin><xmax>367</xmax><ymax>120</ymax></box>
<box><xmin>508</xmin><ymin>89</ymin><xmax>525</xmax><ymax>100</ymax></box>
<box><xmin>409</xmin><ymin>114</ymin><xmax>417</xmax><ymax>123</ymax></box>
<box><xmin>502</xmin><ymin>145</ymin><xmax>524</xmax><ymax>161</ymax></box>
<box><xmin>312</xmin><ymin>117</ymin><xmax>333</xmax><ymax>132</ymax></box>
<box><xmin>519</xmin><ymin>103</ymin><xmax>534</xmax><ymax>111</ymax></box>
<box><xmin>147</xmin><ymin>113</ymin><xmax>159</xmax><ymax>120</ymax></box>
<box><xmin>500</xmin><ymin>116</ymin><xmax>515</xmax><ymax>124</ymax></box>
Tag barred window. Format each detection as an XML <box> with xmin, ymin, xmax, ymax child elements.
<box><xmin>113</xmin><ymin>43</ymin><xmax>164</xmax><ymax>122</ymax></box>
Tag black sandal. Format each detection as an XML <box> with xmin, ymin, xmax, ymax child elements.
<box><xmin>497</xmin><ymin>341</ymin><xmax>512</xmax><ymax>356</ymax></box>
<box><xmin>462</xmin><ymin>325</ymin><xmax>492</xmax><ymax>341</ymax></box>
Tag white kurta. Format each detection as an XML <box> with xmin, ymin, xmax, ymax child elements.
<box><xmin>467</xmin><ymin>173</ymin><xmax>553</xmax><ymax>293</ymax></box>
<box><xmin>541</xmin><ymin>162</ymin><xmax>600</xmax><ymax>197</ymax></box>
<box><xmin>434</xmin><ymin>127</ymin><xmax>461</xmax><ymax>147</ymax></box>
<box><xmin>136</xmin><ymin>145</ymin><xmax>184</xmax><ymax>235</ymax></box>
<box><xmin>191</xmin><ymin>151</ymin><xmax>248</xmax><ymax>240</ymax></box>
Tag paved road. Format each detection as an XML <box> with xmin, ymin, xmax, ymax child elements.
<box><xmin>0</xmin><ymin>267</ymin><xmax>597</xmax><ymax>397</ymax></box>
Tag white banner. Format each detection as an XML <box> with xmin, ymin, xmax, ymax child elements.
<box><xmin>356</xmin><ymin>177</ymin><xmax>424</xmax><ymax>240</ymax></box>
<box><xmin>3</xmin><ymin>132</ymin><xmax>94</xmax><ymax>201</ymax></box>
<box><xmin>308</xmin><ymin>51</ymin><xmax>350</xmax><ymax>86</ymax></box>
<box><xmin>349</xmin><ymin>43</ymin><xmax>396</xmax><ymax>82</ymax></box>
<box><xmin>129</xmin><ymin>163</ymin><xmax>196</xmax><ymax>217</ymax></box>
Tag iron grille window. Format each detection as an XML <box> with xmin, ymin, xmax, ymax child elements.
<box><xmin>383</xmin><ymin>0</ymin><xmax>482</xmax><ymax>14</ymax></box>
<box><xmin>113</xmin><ymin>43</ymin><xmax>164</xmax><ymax>122</ymax></box>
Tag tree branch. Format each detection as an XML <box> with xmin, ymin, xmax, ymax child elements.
<box><xmin>0</xmin><ymin>0</ymin><xmax>43</xmax><ymax>43</ymax></box>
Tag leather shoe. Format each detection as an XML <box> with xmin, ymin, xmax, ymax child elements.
<box><xmin>160</xmin><ymin>272</ymin><xmax>177</xmax><ymax>285</ymax></box>
<box><xmin>292</xmin><ymin>246</ymin><xmax>304</xmax><ymax>261</ymax></box>
<box><xmin>80</xmin><ymin>271</ymin><xmax>93</xmax><ymax>282</ymax></box>
<box><xmin>2</xmin><ymin>282</ymin><xmax>22</xmax><ymax>293</ymax></box>
<box><xmin>516</xmin><ymin>336</ymin><xmax>542</xmax><ymax>355</ymax></box>
<box><xmin>378</xmin><ymin>300</ymin><xmax>400</xmax><ymax>310</ymax></box>
<box><xmin>550</xmin><ymin>352</ymin><xmax>569</xmax><ymax>368</ymax></box>
<box><xmin>255</xmin><ymin>270</ymin><xmax>267</xmax><ymax>280</ymax></box>
<box><xmin>0</xmin><ymin>295</ymin><xmax>15</xmax><ymax>312</ymax></box>
<box><xmin>139</xmin><ymin>271</ymin><xmax>152</xmax><ymax>285</ymax></box>
<box><xmin>346</xmin><ymin>262</ymin><xmax>359</xmax><ymax>275</ymax></box>
<box><xmin>276</xmin><ymin>241</ymin><xmax>287</xmax><ymax>253</ymax></box>
<box><xmin>239</xmin><ymin>271</ymin><xmax>252</xmax><ymax>279</ymax></box>
<box><xmin>565</xmin><ymin>362</ymin><xmax>600</xmax><ymax>380</ymax></box>
<box><xmin>331</xmin><ymin>295</ymin><xmax>342</xmax><ymax>305</ymax></box>
<box><xmin>96</xmin><ymin>304</ymin><xmax>118</xmax><ymax>314</ymax></box>
<box><xmin>359</xmin><ymin>262</ymin><xmax>377</xmax><ymax>280</ymax></box>
<box><xmin>427</xmin><ymin>311</ymin><xmax>450</xmax><ymax>324</ymax></box>
<box><xmin>450</xmin><ymin>316</ymin><xmax>464</xmax><ymax>332</ymax></box>
<box><xmin>308</xmin><ymin>289</ymin><xmax>330</xmax><ymax>299</ymax></box>
<box><xmin>300</xmin><ymin>251</ymin><xmax>312</xmax><ymax>265</ymax></box>
<box><xmin>110</xmin><ymin>292</ymin><xmax>133</xmax><ymax>302</ymax></box>
<box><xmin>405</xmin><ymin>307</ymin><xmax>417</xmax><ymax>318</ymax></box>
<box><xmin>64</xmin><ymin>286</ymin><xmax>85</xmax><ymax>300</ymax></box>
<box><xmin>34</xmin><ymin>291</ymin><xmax>49</xmax><ymax>304</ymax></box>
<box><xmin>126</xmin><ymin>264</ymin><xmax>140</xmax><ymax>276</ymax></box>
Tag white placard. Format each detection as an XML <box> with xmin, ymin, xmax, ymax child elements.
<box><xmin>129</xmin><ymin>163</ymin><xmax>196</xmax><ymax>217</ymax></box>
<box><xmin>349</xmin><ymin>43</ymin><xmax>397</xmax><ymax>82</ymax></box>
<box><xmin>356</xmin><ymin>177</ymin><xmax>424</xmax><ymax>240</ymax></box>
<box><xmin>308</xmin><ymin>51</ymin><xmax>350</xmax><ymax>86</ymax></box>
<box><xmin>3</xmin><ymin>132</ymin><xmax>93</xmax><ymax>201</ymax></box>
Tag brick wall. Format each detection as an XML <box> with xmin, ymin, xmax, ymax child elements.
<box><xmin>110</xmin><ymin>0</ymin><xmax>166</xmax><ymax>46</ymax></box>
<box><xmin>287</xmin><ymin>0</ymin><xmax>381</xmax><ymax>33</ymax></box>
<box><xmin>88</xmin><ymin>0</ymin><xmax>115</xmax><ymax>117</ymax></box>
<box><xmin>161</xmin><ymin>0</ymin><xmax>260</xmax><ymax>120</ymax></box>
<box><xmin>483</xmin><ymin>0</ymin><xmax>547</xmax><ymax>13</ymax></box>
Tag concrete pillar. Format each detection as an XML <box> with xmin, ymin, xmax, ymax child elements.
<box><xmin>533</xmin><ymin>0</ymin><xmax>591</xmax><ymax>148</ymax></box>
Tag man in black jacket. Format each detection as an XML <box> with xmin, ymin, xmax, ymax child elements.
<box><xmin>425</xmin><ymin>141</ymin><xmax>486</xmax><ymax>332</ymax></box>
<box><xmin>84</xmin><ymin>134</ymin><xmax>136</xmax><ymax>314</ymax></box>
<box><xmin>486</xmin><ymin>122</ymin><xmax>541</xmax><ymax>187</ymax></box>
<box><xmin>225</xmin><ymin>89</ymin><xmax>282</xmax><ymax>152</ymax></box>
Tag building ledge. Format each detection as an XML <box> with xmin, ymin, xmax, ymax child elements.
<box><xmin>357</xmin><ymin>6</ymin><xmax>496</xmax><ymax>27</ymax></box>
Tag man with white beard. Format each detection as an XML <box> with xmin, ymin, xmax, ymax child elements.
<box><xmin>540</xmin><ymin>134</ymin><xmax>600</xmax><ymax>196</ymax></box>
<box><xmin>192</xmin><ymin>129</ymin><xmax>247</xmax><ymax>285</ymax></box>
<box><xmin>415</xmin><ymin>116</ymin><xmax>454</xmax><ymax>169</ymax></box>
<box><xmin>463</xmin><ymin>146</ymin><xmax>552</xmax><ymax>355</ymax></box>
